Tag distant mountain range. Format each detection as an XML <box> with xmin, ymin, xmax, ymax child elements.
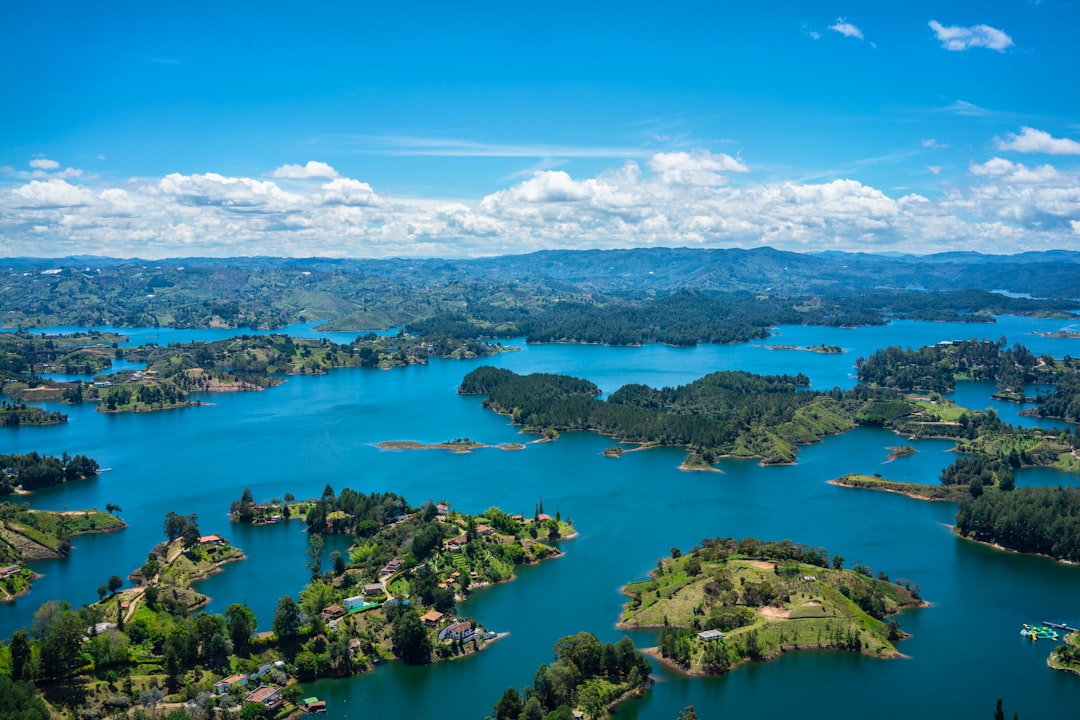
<box><xmin>6</xmin><ymin>247</ymin><xmax>1079</xmax><ymax>297</ymax></box>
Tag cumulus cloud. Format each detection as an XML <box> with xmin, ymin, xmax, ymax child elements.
<box><xmin>929</xmin><ymin>20</ymin><xmax>1014</xmax><ymax>52</ymax></box>
<box><xmin>29</xmin><ymin>158</ymin><xmax>60</xmax><ymax>170</ymax></box>
<box><xmin>648</xmin><ymin>150</ymin><xmax>749</xmax><ymax>186</ymax></box>
<box><xmin>270</xmin><ymin>160</ymin><xmax>340</xmax><ymax>179</ymax></box>
<box><xmin>996</xmin><ymin>127</ymin><xmax>1080</xmax><ymax>155</ymax></box>
<box><xmin>319</xmin><ymin>178</ymin><xmax>381</xmax><ymax>206</ymax></box>
<box><xmin>1</xmin><ymin>148</ymin><xmax>1078</xmax><ymax>257</ymax></box>
<box><xmin>12</xmin><ymin>179</ymin><xmax>96</xmax><ymax>208</ymax></box>
<box><xmin>829</xmin><ymin>18</ymin><xmax>864</xmax><ymax>40</ymax></box>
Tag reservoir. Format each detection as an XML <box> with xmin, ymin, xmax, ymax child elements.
<box><xmin>2</xmin><ymin>316</ymin><xmax>1079</xmax><ymax>719</ymax></box>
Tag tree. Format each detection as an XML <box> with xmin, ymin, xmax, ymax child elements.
<box><xmin>0</xmin><ymin>676</ymin><xmax>50</xmax><ymax>720</ymax></box>
<box><xmin>493</xmin><ymin>687</ymin><xmax>523</xmax><ymax>720</ymax></box>
<box><xmin>9</xmin><ymin>629</ymin><xmax>31</xmax><ymax>681</ymax></box>
<box><xmin>226</xmin><ymin>603</ymin><xmax>258</xmax><ymax>653</ymax></box>
<box><xmin>181</xmin><ymin>521</ymin><xmax>201</xmax><ymax>551</ymax></box>
<box><xmin>35</xmin><ymin>601</ymin><xmax>85</xmax><ymax>678</ymax></box>
<box><xmin>306</xmin><ymin>533</ymin><xmax>324</xmax><ymax>579</ymax></box>
<box><xmin>832</xmin><ymin>554</ymin><xmax>845</xmax><ymax>570</ymax></box>
<box><xmin>331</xmin><ymin>550</ymin><xmax>346</xmax><ymax>575</ymax></box>
<box><xmin>272</xmin><ymin>595</ymin><xmax>302</xmax><ymax>639</ymax></box>
<box><xmin>108</xmin><ymin>574</ymin><xmax>124</xmax><ymax>595</ymax></box>
<box><xmin>391</xmin><ymin>607</ymin><xmax>432</xmax><ymax>664</ymax></box>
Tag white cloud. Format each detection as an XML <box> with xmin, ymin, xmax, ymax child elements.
<box><xmin>928</xmin><ymin>166</ymin><xmax>942</xmax><ymax>175</ymax></box>
<box><xmin>829</xmin><ymin>18</ymin><xmax>864</xmax><ymax>40</ymax></box>
<box><xmin>29</xmin><ymin>158</ymin><xmax>60</xmax><ymax>170</ymax></box>
<box><xmin>996</xmin><ymin>127</ymin><xmax>1080</xmax><ymax>155</ymax></box>
<box><xmin>648</xmin><ymin>150</ymin><xmax>749</xmax><ymax>186</ymax></box>
<box><xmin>922</xmin><ymin>139</ymin><xmax>947</xmax><ymax>149</ymax></box>
<box><xmin>319</xmin><ymin>178</ymin><xmax>381</xmax><ymax>206</ymax></box>
<box><xmin>270</xmin><ymin>161</ymin><xmax>340</xmax><ymax>179</ymax></box>
<box><xmin>1</xmin><ymin>150</ymin><xmax>1078</xmax><ymax>257</ymax></box>
<box><xmin>928</xmin><ymin>20</ymin><xmax>1014</xmax><ymax>52</ymax></box>
<box><xmin>12</xmin><ymin>179</ymin><xmax>95</xmax><ymax>208</ymax></box>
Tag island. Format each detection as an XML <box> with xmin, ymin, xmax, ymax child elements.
<box><xmin>0</xmin><ymin>451</ymin><xmax>101</xmax><ymax>495</ymax></box>
<box><xmin>377</xmin><ymin>437</ymin><xmax>526</xmax><ymax>453</ymax></box>
<box><xmin>886</xmin><ymin>445</ymin><xmax>917</xmax><ymax>460</ymax></box>
<box><xmin>619</xmin><ymin>537</ymin><xmax>925</xmax><ymax>676</ymax></box>
<box><xmin>768</xmin><ymin>343</ymin><xmax>844</xmax><ymax>354</ymax></box>
<box><xmin>830</xmin><ymin>473</ymin><xmax>971</xmax><ymax>502</ymax></box>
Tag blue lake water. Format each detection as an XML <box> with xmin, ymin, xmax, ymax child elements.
<box><xmin>2</xmin><ymin>316</ymin><xmax>1080</xmax><ymax>719</ymax></box>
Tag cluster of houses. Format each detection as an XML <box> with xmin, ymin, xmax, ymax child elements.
<box><xmin>213</xmin><ymin>660</ymin><xmax>290</xmax><ymax>710</ymax></box>
<box><xmin>419</xmin><ymin>610</ymin><xmax>483</xmax><ymax>644</ymax></box>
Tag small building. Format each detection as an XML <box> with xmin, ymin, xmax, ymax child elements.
<box><xmin>320</xmin><ymin>605</ymin><xmax>346</xmax><ymax>621</ymax></box>
<box><xmin>475</xmin><ymin>524</ymin><xmax>494</xmax><ymax>537</ymax></box>
<box><xmin>380</xmin><ymin>559</ymin><xmax>404</xmax><ymax>576</ymax></box>
<box><xmin>363</xmin><ymin>583</ymin><xmax>384</xmax><ymax>598</ymax></box>
<box><xmin>213</xmin><ymin>674</ymin><xmax>247</xmax><ymax>694</ymax></box>
<box><xmin>697</xmin><ymin>629</ymin><xmax>725</xmax><ymax>642</ymax></box>
<box><xmin>446</xmin><ymin>534</ymin><xmax>468</xmax><ymax>551</ymax></box>
<box><xmin>254</xmin><ymin>631</ymin><xmax>275</xmax><ymax>641</ymax></box>
<box><xmin>198</xmin><ymin>534</ymin><xmax>225</xmax><ymax>546</ymax></box>
<box><xmin>244</xmin><ymin>686</ymin><xmax>283</xmax><ymax>710</ymax></box>
<box><xmin>537</xmin><ymin>513</ymin><xmax>552</xmax><ymax>522</ymax></box>
<box><xmin>421</xmin><ymin>610</ymin><xmax>445</xmax><ymax>627</ymax></box>
<box><xmin>0</xmin><ymin>565</ymin><xmax>21</xmax><ymax>579</ymax></box>
<box><xmin>802</xmin><ymin>575</ymin><xmax>817</xmax><ymax>582</ymax></box>
<box><xmin>436</xmin><ymin>503</ymin><xmax>449</xmax><ymax>516</ymax></box>
<box><xmin>348</xmin><ymin>637</ymin><xmax>362</xmax><ymax>655</ymax></box>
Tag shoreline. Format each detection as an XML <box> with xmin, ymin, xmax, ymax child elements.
<box><xmin>376</xmin><ymin>440</ymin><xmax>526</xmax><ymax>453</ymax></box>
<box><xmin>952</xmin><ymin>528</ymin><xmax>1079</xmax><ymax>566</ymax></box>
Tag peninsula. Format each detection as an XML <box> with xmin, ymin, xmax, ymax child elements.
<box><xmin>619</xmin><ymin>537</ymin><xmax>924</xmax><ymax>676</ymax></box>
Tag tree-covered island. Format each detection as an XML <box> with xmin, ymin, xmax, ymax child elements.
<box><xmin>619</xmin><ymin>538</ymin><xmax>924</xmax><ymax>676</ymax></box>
<box><xmin>377</xmin><ymin>437</ymin><xmax>526</xmax><ymax>453</ymax></box>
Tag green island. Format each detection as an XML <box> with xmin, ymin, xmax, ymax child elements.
<box><xmin>886</xmin><ymin>445</ymin><xmax>917</xmax><ymax>460</ymax></box>
<box><xmin>1</xmin><ymin>501</ymin><xmax>125</xmax><ymax>600</ymax></box>
<box><xmin>831</xmin><ymin>473</ymin><xmax>971</xmax><ymax>502</ymax></box>
<box><xmin>0</xmin><ymin>491</ymin><xmax>576</xmax><ymax>719</ymax></box>
<box><xmin>490</xmin><ymin>632</ymin><xmax>653</xmax><ymax>720</ymax></box>
<box><xmin>1050</xmin><ymin>631</ymin><xmax>1080</xmax><ymax>676</ymax></box>
<box><xmin>458</xmin><ymin>364</ymin><xmax>1080</xmax><ymax>471</ymax></box>
<box><xmin>377</xmin><ymin>437</ymin><xmax>526</xmax><ymax>453</ymax></box>
<box><xmin>618</xmin><ymin>538</ymin><xmax>924</xmax><ymax>676</ymax></box>
<box><xmin>768</xmin><ymin>343</ymin><xmax>844</xmax><ymax>354</ymax></box>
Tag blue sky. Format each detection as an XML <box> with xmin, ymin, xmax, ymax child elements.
<box><xmin>2</xmin><ymin>0</ymin><xmax>1079</xmax><ymax>258</ymax></box>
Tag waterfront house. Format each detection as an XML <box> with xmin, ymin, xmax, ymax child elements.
<box><xmin>0</xmin><ymin>565</ymin><xmax>21</xmax><ymax>579</ymax></box>
<box><xmin>198</xmin><ymin>534</ymin><xmax>225</xmax><ymax>546</ymax></box>
<box><xmin>244</xmin><ymin>686</ymin><xmax>283</xmax><ymax>710</ymax></box>
<box><xmin>438</xmin><ymin>620</ymin><xmax>476</xmax><ymax>642</ymax></box>
<box><xmin>446</xmin><ymin>533</ymin><xmax>468</xmax><ymax>550</ymax></box>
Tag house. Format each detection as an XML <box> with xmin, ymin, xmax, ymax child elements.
<box><xmin>446</xmin><ymin>534</ymin><xmax>468</xmax><ymax>551</ymax></box>
<box><xmin>802</xmin><ymin>575</ymin><xmax>817</xmax><ymax>582</ymax></box>
<box><xmin>302</xmin><ymin>697</ymin><xmax>327</xmax><ymax>713</ymax></box>
<box><xmin>363</xmin><ymin>583</ymin><xmax>384</xmax><ymax>598</ymax></box>
<box><xmin>436</xmin><ymin>503</ymin><xmax>449</xmax><ymax>516</ymax></box>
<box><xmin>348</xmin><ymin>637</ymin><xmax>362</xmax><ymax>655</ymax></box>
<box><xmin>697</xmin><ymin>629</ymin><xmax>725</xmax><ymax>641</ymax></box>
<box><xmin>343</xmin><ymin>595</ymin><xmax>369</xmax><ymax>611</ymax></box>
<box><xmin>0</xmin><ymin>565</ymin><xmax>21</xmax><ymax>579</ymax></box>
<box><xmin>475</xmin><ymin>524</ymin><xmax>494</xmax><ymax>537</ymax></box>
<box><xmin>380</xmin><ymin>559</ymin><xmax>404</xmax><ymax>576</ymax></box>
<box><xmin>320</xmin><ymin>605</ymin><xmax>346</xmax><ymax>621</ymax></box>
<box><xmin>213</xmin><ymin>674</ymin><xmax>247</xmax><ymax>695</ymax></box>
<box><xmin>438</xmin><ymin>620</ymin><xmax>475</xmax><ymax>642</ymax></box>
<box><xmin>244</xmin><ymin>686</ymin><xmax>283</xmax><ymax>710</ymax></box>
<box><xmin>254</xmin><ymin>631</ymin><xmax>275</xmax><ymax>641</ymax></box>
<box><xmin>537</xmin><ymin>513</ymin><xmax>552</xmax><ymax>522</ymax></box>
<box><xmin>198</xmin><ymin>534</ymin><xmax>225</xmax><ymax>546</ymax></box>
<box><xmin>250</xmin><ymin>660</ymin><xmax>285</xmax><ymax>679</ymax></box>
<box><xmin>420</xmin><ymin>610</ymin><xmax>445</xmax><ymax>627</ymax></box>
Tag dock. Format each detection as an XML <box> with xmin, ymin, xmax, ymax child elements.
<box><xmin>1043</xmin><ymin>621</ymin><xmax>1079</xmax><ymax>633</ymax></box>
